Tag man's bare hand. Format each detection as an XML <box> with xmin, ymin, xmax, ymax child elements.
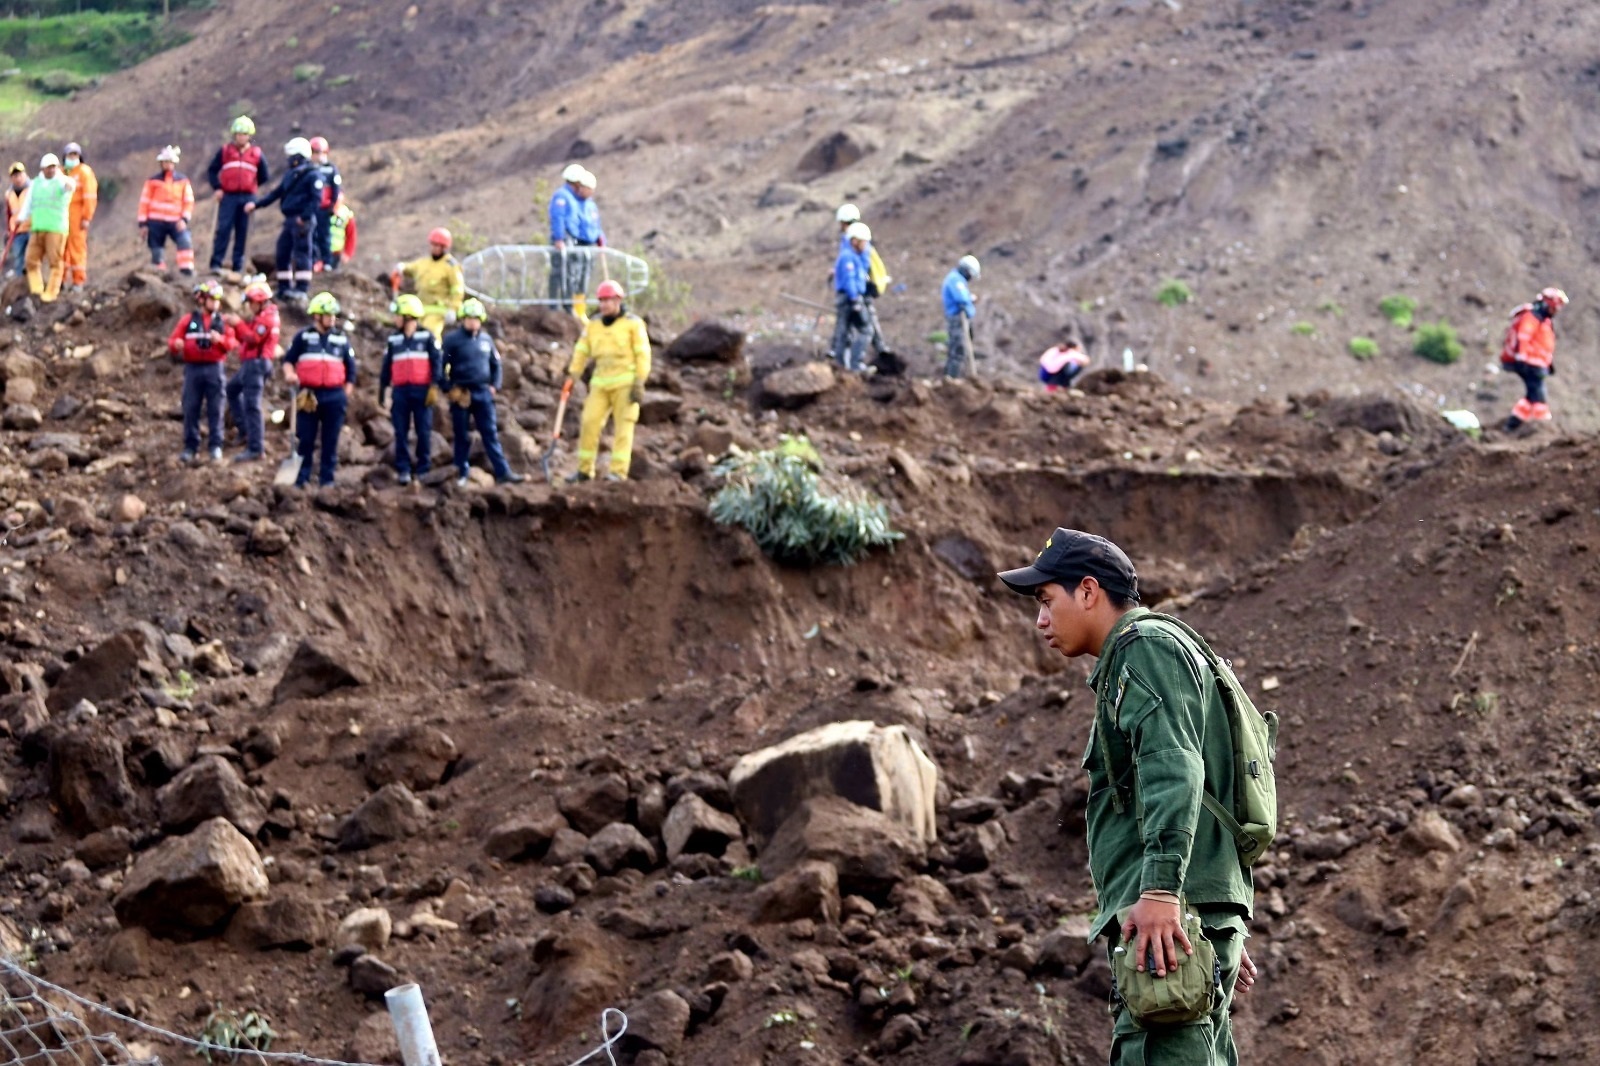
<box><xmin>1235</xmin><ymin>946</ymin><xmax>1258</xmax><ymax>997</ymax></box>
<box><xmin>1121</xmin><ymin>897</ymin><xmax>1192</xmax><ymax>978</ymax></box>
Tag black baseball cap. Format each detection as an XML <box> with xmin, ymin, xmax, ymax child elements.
<box><xmin>997</xmin><ymin>527</ymin><xmax>1140</xmax><ymax>601</ymax></box>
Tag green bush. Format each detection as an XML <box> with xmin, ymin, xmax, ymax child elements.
<box><xmin>292</xmin><ymin>62</ymin><xmax>323</xmax><ymax>82</ymax></box>
<box><xmin>1290</xmin><ymin>321</ymin><xmax>1316</xmax><ymax>337</ymax></box>
<box><xmin>1379</xmin><ymin>294</ymin><xmax>1417</xmax><ymax>329</ymax></box>
<box><xmin>0</xmin><ymin>12</ymin><xmax>188</xmax><ymax>74</ymax></box>
<box><xmin>30</xmin><ymin>68</ymin><xmax>90</xmax><ymax>93</ymax></box>
<box><xmin>710</xmin><ymin>436</ymin><xmax>903</xmax><ymax>567</ymax></box>
<box><xmin>1154</xmin><ymin>278</ymin><xmax>1193</xmax><ymax>308</ymax></box>
<box><xmin>1347</xmin><ymin>336</ymin><xmax>1379</xmax><ymax>360</ymax></box>
<box><xmin>1413</xmin><ymin>321</ymin><xmax>1462</xmax><ymax>364</ymax></box>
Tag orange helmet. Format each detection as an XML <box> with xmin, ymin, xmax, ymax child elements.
<box><xmin>243</xmin><ymin>281</ymin><xmax>273</xmax><ymax>303</ymax></box>
<box><xmin>596</xmin><ymin>279</ymin><xmax>625</xmax><ymax>300</ymax></box>
<box><xmin>1539</xmin><ymin>287</ymin><xmax>1569</xmax><ymax>312</ymax></box>
<box><xmin>428</xmin><ymin>227</ymin><xmax>452</xmax><ymax>249</ymax></box>
<box><xmin>309</xmin><ymin>136</ymin><xmax>329</xmax><ymax>154</ymax></box>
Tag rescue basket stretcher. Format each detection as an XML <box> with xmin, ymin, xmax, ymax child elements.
<box><xmin>459</xmin><ymin>245</ymin><xmax>650</xmax><ymax>306</ymax></box>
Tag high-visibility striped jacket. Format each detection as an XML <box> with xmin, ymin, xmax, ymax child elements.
<box><xmin>380</xmin><ymin>328</ymin><xmax>441</xmax><ymax>391</ymax></box>
<box><xmin>284</xmin><ymin>326</ymin><xmax>355</xmax><ymax>388</ymax></box>
<box><xmin>5</xmin><ymin>181</ymin><xmax>28</xmax><ymax>236</ymax></box>
<box><xmin>401</xmin><ymin>254</ymin><xmax>464</xmax><ymax>319</ymax></box>
<box><xmin>230</xmin><ymin>301</ymin><xmax>280</xmax><ymax>363</ymax></box>
<box><xmin>22</xmin><ymin>173</ymin><xmax>72</xmax><ymax>234</ymax></box>
<box><xmin>329</xmin><ymin>203</ymin><xmax>355</xmax><ymax>258</ymax></box>
<box><xmin>568</xmin><ymin>312</ymin><xmax>650</xmax><ymax>390</ymax></box>
<box><xmin>168</xmin><ymin>310</ymin><xmax>237</xmax><ymax>364</ymax></box>
<box><xmin>137</xmin><ymin>170</ymin><xmax>194</xmax><ymax>225</ymax></box>
<box><xmin>1500</xmin><ymin>304</ymin><xmax>1555</xmax><ymax>370</ymax></box>
<box><xmin>208</xmin><ymin>142</ymin><xmax>269</xmax><ymax>195</ymax></box>
<box><xmin>65</xmin><ymin>162</ymin><xmax>96</xmax><ymax>223</ymax></box>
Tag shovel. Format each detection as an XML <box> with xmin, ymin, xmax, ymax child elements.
<box><xmin>541</xmin><ymin>377</ymin><xmax>575</xmax><ymax>483</ymax></box>
<box><xmin>274</xmin><ymin>386</ymin><xmax>305</xmax><ymax>486</ymax></box>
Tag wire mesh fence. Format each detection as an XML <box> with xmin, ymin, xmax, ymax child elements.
<box><xmin>459</xmin><ymin>247</ymin><xmax>649</xmax><ymax>307</ymax></box>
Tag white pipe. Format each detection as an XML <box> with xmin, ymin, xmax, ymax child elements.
<box><xmin>385</xmin><ymin>984</ymin><xmax>443</xmax><ymax>1066</ymax></box>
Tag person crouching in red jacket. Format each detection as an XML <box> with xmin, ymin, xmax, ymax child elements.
<box><xmin>168</xmin><ymin>279</ymin><xmax>237</xmax><ymax>462</ymax></box>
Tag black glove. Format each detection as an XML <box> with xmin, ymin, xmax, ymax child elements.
<box><xmin>865</xmin><ymin>281</ymin><xmax>880</xmax><ymax>298</ymax></box>
<box><xmin>1548</xmin><ymin>363</ymin><xmax>1556</xmax><ymax>376</ymax></box>
<box><xmin>379</xmin><ymin>388</ymin><xmax>389</xmax><ymax>409</ymax></box>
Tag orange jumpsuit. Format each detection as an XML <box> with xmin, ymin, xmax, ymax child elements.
<box><xmin>1501</xmin><ymin>305</ymin><xmax>1555</xmax><ymax>423</ymax></box>
<box><xmin>63</xmin><ymin>161</ymin><xmax>97</xmax><ymax>287</ymax></box>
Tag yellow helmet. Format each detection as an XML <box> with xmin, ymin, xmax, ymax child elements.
<box><xmin>307</xmin><ymin>291</ymin><xmax>341</xmax><ymax>316</ymax></box>
<box><xmin>395</xmin><ymin>294</ymin><xmax>424</xmax><ymax>319</ymax></box>
<box><xmin>230</xmin><ymin>116</ymin><xmax>256</xmax><ymax>136</ymax></box>
<box><xmin>459</xmin><ymin>297</ymin><xmax>487</xmax><ymax>320</ymax></box>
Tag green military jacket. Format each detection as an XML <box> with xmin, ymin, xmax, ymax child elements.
<box><xmin>1083</xmin><ymin>608</ymin><xmax>1254</xmax><ymax>941</ymax></box>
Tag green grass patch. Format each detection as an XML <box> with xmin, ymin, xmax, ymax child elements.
<box><xmin>1347</xmin><ymin>336</ymin><xmax>1379</xmax><ymax>360</ymax></box>
<box><xmin>1154</xmin><ymin>278</ymin><xmax>1193</xmax><ymax>308</ymax></box>
<box><xmin>1289</xmin><ymin>321</ymin><xmax>1316</xmax><ymax>337</ymax></box>
<box><xmin>1317</xmin><ymin>299</ymin><xmax>1345</xmax><ymax>317</ymax></box>
<box><xmin>0</xmin><ymin>11</ymin><xmax>192</xmax><ymax>129</ymax></box>
<box><xmin>1379</xmin><ymin>293</ymin><xmax>1417</xmax><ymax>329</ymax></box>
<box><xmin>1413</xmin><ymin>320</ymin><xmax>1463</xmax><ymax>364</ymax></box>
<box><xmin>292</xmin><ymin>62</ymin><xmax>324</xmax><ymax>82</ymax></box>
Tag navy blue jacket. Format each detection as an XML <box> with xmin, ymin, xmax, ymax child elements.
<box><xmin>379</xmin><ymin>328</ymin><xmax>443</xmax><ymax>395</ymax></box>
<box><xmin>316</xmin><ymin>161</ymin><xmax>342</xmax><ymax>212</ymax></box>
<box><xmin>440</xmin><ymin>327</ymin><xmax>502</xmax><ymax>389</ymax></box>
<box><xmin>254</xmin><ymin>158</ymin><xmax>325</xmax><ymax>219</ymax></box>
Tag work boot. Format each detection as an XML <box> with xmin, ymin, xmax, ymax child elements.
<box><xmin>496</xmin><ymin>472</ymin><xmax>526</xmax><ymax>485</ymax></box>
<box><xmin>396</xmin><ymin>472</ymin><xmax>412</xmax><ymax>486</ymax></box>
<box><xmin>604</xmin><ymin>473</ymin><xmax>623</xmax><ymax>482</ymax></box>
<box><xmin>233</xmin><ymin>451</ymin><xmax>262</xmax><ymax>463</ymax></box>
<box><xmin>209</xmin><ymin>447</ymin><xmax>223</xmax><ymax>462</ymax></box>
<box><xmin>455</xmin><ymin>475</ymin><xmax>470</xmax><ymax>488</ymax></box>
<box><xmin>1503</xmin><ymin>415</ymin><xmax>1523</xmax><ymax>432</ymax></box>
<box><xmin>179</xmin><ymin>449</ymin><xmax>196</xmax><ymax>464</ymax></box>
<box><xmin>565</xmin><ymin>471</ymin><xmax>591</xmax><ymax>484</ymax></box>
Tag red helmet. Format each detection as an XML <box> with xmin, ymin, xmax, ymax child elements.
<box><xmin>308</xmin><ymin>136</ymin><xmax>329</xmax><ymax>154</ymax></box>
<box><xmin>243</xmin><ymin>281</ymin><xmax>273</xmax><ymax>304</ymax></box>
<box><xmin>1539</xmin><ymin>287</ymin><xmax>1569</xmax><ymax>312</ymax></box>
<box><xmin>596</xmin><ymin>279</ymin><xmax>626</xmax><ymax>300</ymax></box>
<box><xmin>428</xmin><ymin>227</ymin><xmax>452</xmax><ymax>249</ymax></box>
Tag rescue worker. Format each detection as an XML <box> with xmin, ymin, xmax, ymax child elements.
<box><xmin>378</xmin><ymin>294</ymin><xmax>441</xmax><ymax>486</ymax></box>
<box><xmin>207</xmin><ymin>116</ymin><xmax>269</xmax><ymax>274</ymax></box>
<box><xmin>1039</xmin><ymin>334</ymin><xmax>1089</xmax><ymax>392</ymax></box>
<box><xmin>832</xmin><ymin>204</ymin><xmax>896</xmax><ymax>365</ymax></box>
<box><xmin>167</xmin><ymin>280</ymin><xmax>237</xmax><ymax>462</ymax></box>
<box><xmin>60</xmin><ymin>142</ymin><xmax>96</xmax><ymax>291</ymax></box>
<box><xmin>225</xmin><ymin>280</ymin><xmax>280</xmax><ymax>462</ymax></box>
<box><xmin>831</xmin><ymin>222</ymin><xmax>872</xmax><ymax>372</ymax></box>
<box><xmin>394</xmin><ymin>228</ymin><xmax>464</xmax><ymax>336</ymax></box>
<box><xmin>942</xmin><ymin>254</ymin><xmax>980</xmax><ymax>379</ymax></box>
<box><xmin>440</xmin><ymin>298</ymin><xmax>523</xmax><ymax>486</ymax></box>
<box><xmin>244</xmin><ymin>137</ymin><xmax>324</xmax><ymax>305</ymax></box>
<box><xmin>308</xmin><ymin>136</ymin><xmax>342</xmax><ymax>271</ymax></box>
<box><xmin>4</xmin><ymin>163</ymin><xmax>29</xmax><ymax>279</ymax></box>
<box><xmin>997</xmin><ymin>529</ymin><xmax>1258</xmax><ymax>1066</ymax></box>
<box><xmin>566</xmin><ymin>278</ymin><xmax>650</xmax><ymax>482</ymax></box>
<box><xmin>327</xmin><ymin>200</ymin><xmax>356</xmax><ymax>270</ymax></box>
<box><xmin>280</xmin><ymin>292</ymin><xmax>356</xmax><ymax>488</ymax></box>
<box><xmin>137</xmin><ymin>146</ymin><xmax>196</xmax><ymax>276</ymax></box>
<box><xmin>548</xmin><ymin>164</ymin><xmax>603</xmax><ymax>312</ymax></box>
<box><xmin>21</xmin><ymin>153</ymin><xmax>72</xmax><ymax>304</ymax></box>
<box><xmin>1501</xmin><ymin>287</ymin><xmax>1569</xmax><ymax>431</ymax></box>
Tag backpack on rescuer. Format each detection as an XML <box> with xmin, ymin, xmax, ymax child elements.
<box><xmin>1500</xmin><ymin>304</ymin><xmax>1534</xmax><ymax>365</ymax></box>
<box><xmin>1143</xmin><ymin>612</ymin><xmax>1280</xmax><ymax>865</ymax></box>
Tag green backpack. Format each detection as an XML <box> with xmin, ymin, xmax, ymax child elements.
<box><xmin>1144</xmin><ymin>612</ymin><xmax>1280</xmax><ymax>865</ymax></box>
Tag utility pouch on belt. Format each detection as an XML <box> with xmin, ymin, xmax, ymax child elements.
<box><xmin>1111</xmin><ymin>906</ymin><xmax>1217</xmax><ymax>1026</ymax></box>
<box><xmin>425</xmin><ymin>385</ymin><xmax>441</xmax><ymax>407</ymax></box>
<box><xmin>295</xmin><ymin>390</ymin><xmax>318</xmax><ymax>413</ymax></box>
<box><xmin>449</xmin><ymin>387</ymin><xmax>471</xmax><ymax>408</ymax></box>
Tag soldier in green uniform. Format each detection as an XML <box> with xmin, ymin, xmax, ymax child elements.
<box><xmin>998</xmin><ymin>528</ymin><xmax>1258</xmax><ymax>1065</ymax></box>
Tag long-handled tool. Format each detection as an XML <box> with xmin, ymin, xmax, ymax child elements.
<box><xmin>274</xmin><ymin>384</ymin><xmax>305</xmax><ymax>486</ymax></box>
<box><xmin>541</xmin><ymin>377</ymin><xmax>575</xmax><ymax>483</ymax></box>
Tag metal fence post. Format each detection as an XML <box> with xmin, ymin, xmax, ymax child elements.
<box><xmin>384</xmin><ymin>985</ymin><xmax>442</xmax><ymax>1066</ymax></box>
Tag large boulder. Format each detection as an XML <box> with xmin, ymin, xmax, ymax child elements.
<box><xmin>584</xmin><ymin>822</ymin><xmax>658</xmax><ymax>875</ymax></box>
<box><xmin>273</xmin><ymin>637</ymin><xmax>368</xmax><ymax>703</ymax></box>
<box><xmin>662</xmin><ymin>792</ymin><xmax>742</xmax><ymax>862</ymax></box>
<box><xmin>752</xmin><ymin>859</ymin><xmax>840</xmax><ymax>924</ymax></box>
<box><xmin>112</xmin><ymin>818</ymin><xmax>269</xmax><ymax>938</ymax></box>
<box><xmin>664</xmin><ymin>321</ymin><xmax>744</xmax><ymax>364</ymax></box>
<box><xmin>729</xmin><ymin>721</ymin><xmax>938</xmax><ymax>847</ymax></box>
<box><xmin>48</xmin><ymin>628</ymin><xmax>162</xmax><ymax>711</ymax></box>
<box><xmin>519</xmin><ymin>924</ymin><xmax>630</xmax><ymax>1046</ymax></box>
<box><xmin>157</xmin><ymin>755</ymin><xmax>267</xmax><ymax>836</ymax></box>
<box><xmin>225</xmin><ymin>894</ymin><xmax>330</xmax><ymax>951</ymax></box>
<box><xmin>557</xmin><ymin>773</ymin><xmax>630</xmax><ymax>835</ymax></box>
<box><xmin>49</xmin><ymin>726</ymin><xmax>136</xmax><ymax>833</ymax></box>
<box><xmin>759</xmin><ymin>362</ymin><xmax>836</xmax><ymax>410</ymax></box>
<box><xmin>619</xmin><ymin>990</ymin><xmax>691</xmax><ymax>1061</ymax></box>
<box><xmin>760</xmin><ymin>794</ymin><xmax>925</xmax><ymax>897</ymax></box>
<box><xmin>364</xmin><ymin>724</ymin><xmax>458</xmax><ymax>791</ymax></box>
<box><xmin>338</xmin><ymin>784</ymin><xmax>426</xmax><ymax>851</ymax></box>
<box><xmin>484</xmin><ymin>798</ymin><xmax>569</xmax><ymax>862</ymax></box>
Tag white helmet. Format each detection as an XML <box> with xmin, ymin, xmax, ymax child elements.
<box><xmin>157</xmin><ymin>145</ymin><xmax>181</xmax><ymax>163</ymax></box>
<box><xmin>836</xmin><ymin>203</ymin><xmax>861</xmax><ymax>223</ymax></box>
<box><xmin>38</xmin><ymin>153</ymin><xmax>59</xmax><ymax>169</ymax></box>
<box><xmin>562</xmin><ymin>163</ymin><xmax>588</xmax><ymax>184</ymax></box>
<box><xmin>845</xmin><ymin>221</ymin><xmax>872</xmax><ymax>242</ymax></box>
<box><xmin>284</xmin><ymin>137</ymin><xmax>312</xmax><ymax>159</ymax></box>
<box><xmin>577</xmin><ymin>167</ymin><xmax>596</xmax><ymax>189</ymax></box>
<box><xmin>958</xmin><ymin>254</ymin><xmax>981</xmax><ymax>279</ymax></box>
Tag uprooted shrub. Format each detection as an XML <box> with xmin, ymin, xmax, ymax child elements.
<box><xmin>710</xmin><ymin>436</ymin><xmax>903</xmax><ymax>567</ymax></box>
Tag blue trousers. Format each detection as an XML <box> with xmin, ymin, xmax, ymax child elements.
<box><xmin>274</xmin><ymin>215</ymin><xmax>314</xmax><ymax>293</ymax></box>
<box><xmin>182</xmin><ymin>362</ymin><xmax>225</xmax><ymax>453</ymax></box>
<box><xmin>5</xmin><ymin>232</ymin><xmax>28</xmax><ymax>277</ymax></box>
<box><xmin>451</xmin><ymin>385</ymin><xmax>510</xmax><ymax>479</ymax></box>
<box><xmin>391</xmin><ymin>384</ymin><xmax>433</xmax><ymax>476</ymax></box>
<box><xmin>146</xmin><ymin>219</ymin><xmax>193</xmax><ymax>269</ymax></box>
<box><xmin>295</xmin><ymin>387</ymin><xmax>348</xmax><ymax>487</ymax></box>
<box><xmin>313</xmin><ymin>208</ymin><xmax>333</xmax><ymax>268</ymax></box>
<box><xmin>226</xmin><ymin>358</ymin><xmax>270</xmax><ymax>455</ymax></box>
<box><xmin>210</xmin><ymin>193</ymin><xmax>252</xmax><ymax>272</ymax></box>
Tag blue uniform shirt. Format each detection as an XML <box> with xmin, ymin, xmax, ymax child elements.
<box><xmin>548</xmin><ymin>185</ymin><xmax>604</xmax><ymax>245</ymax></box>
<box><xmin>254</xmin><ymin>159</ymin><xmax>325</xmax><ymax>219</ymax></box>
<box><xmin>440</xmin><ymin>327</ymin><xmax>503</xmax><ymax>389</ymax></box>
<box><xmin>942</xmin><ymin>268</ymin><xmax>976</xmax><ymax>318</ymax></box>
<box><xmin>835</xmin><ymin>248</ymin><xmax>868</xmax><ymax>299</ymax></box>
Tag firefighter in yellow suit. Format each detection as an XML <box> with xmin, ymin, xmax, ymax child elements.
<box><xmin>566</xmin><ymin>279</ymin><xmax>650</xmax><ymax>481</ymax></box>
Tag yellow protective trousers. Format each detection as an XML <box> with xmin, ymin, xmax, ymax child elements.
<box><xmin>576</xmin><ymin>382</ymin><xmax>639</xmax><ymax>478</ymax></box>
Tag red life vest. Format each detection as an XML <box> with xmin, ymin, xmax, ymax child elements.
<box><xmin>233</xmin><ymin>302</ymin><xmax>279</xmax><ymax>362</ymax></box>
<box><xmin>294</xmin><ymin>328</ymin><xmax>351</xmax><ymax>388</ymax></box>
<box><xmin>387</xmin><ymin>330</ymin><xmax>435</xmax><ymax>387</ymax></box>
<box><xmin>218</xmin><ymin>143</ymin><xmax>264</xmax><ymax>194</ymax></box>
<box><xmin>179</xmin><ymin>311</ymin><xmax>231</xmax><ymax>364</ymax></box>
